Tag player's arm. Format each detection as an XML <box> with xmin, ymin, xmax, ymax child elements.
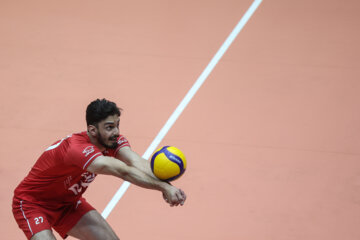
<box><xmin>87</xmin><ymin>155</ymin><xmax>186</xmax><ymax>206</ymax></box>
<box><xmin>115</xmin><ymin>146</ymin><xmax>156</xmax><ymax>179</ymax></box>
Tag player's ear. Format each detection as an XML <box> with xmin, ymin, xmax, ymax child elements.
<box><xmin>87</xmin><ymin>125</ymin><xmax>98</xmax><ymax>137</ymax></box>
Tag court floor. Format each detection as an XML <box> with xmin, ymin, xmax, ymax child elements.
<box><xmin>1</xmin><ymin>0</ymin><xmax>360</xmax><ymax>239</ymax></box>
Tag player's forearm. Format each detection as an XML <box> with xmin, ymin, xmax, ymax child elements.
<box><xmin>132</xmin><ymin>158</ymin><xmax>157</xmax><ymax>179</ymax></box>
<box><xmin>89</xmin><ymin>156</ymin><xmax>186</xmax><ymax>206</ymax></box>
<box><xmin>104</xmin><ymin>160</ymin><xmax>168</xmax><ymax>192</ymax></box>
<box><xmin>122</xmin><ymin>166</ymin><xmax>168</xmax><ymax>191</ymax></box>
<box><xmin>115</xmin><ymin>148</ymin><xmax>157</xmax><ymax>180</ymax></box>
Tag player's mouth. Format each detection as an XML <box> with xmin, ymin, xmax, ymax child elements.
<box><xmin>109</xmin><ymin>136</ymin><xmax>119</xmax><ymax>142</ymax></box>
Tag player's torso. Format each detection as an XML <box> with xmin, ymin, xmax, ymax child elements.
<box><xmin>14</xmin><ymin>132</ymin><xmax>101</xmax><ymax>206</ymax></box>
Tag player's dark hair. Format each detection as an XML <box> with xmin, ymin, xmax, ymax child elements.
<box><xmin>86</xmin><ymin>99</ymin><xmax>121</xmax><ymax>126</ymax></box>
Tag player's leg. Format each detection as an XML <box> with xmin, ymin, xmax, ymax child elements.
<box><xmin>67</xmin><ymin>210</ymin><xmax>119</xmax><ymax>240</ymax></box>
<box><xmin>53</xmin><ymin>198</ymin><xmax>119</xmax><ymax>240</ymax></box>
<box><xmin>30</xmin><ymin>230</ymin><xmax>56</xmax><ymax>240</ymax></box>
<box><xmin>12</xmin><ymin>198</ymin><xmax>55</xmax><ymax>240</ymax></box>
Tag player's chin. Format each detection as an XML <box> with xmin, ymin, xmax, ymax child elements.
<box><xmin>106</xmin><ymin>141</ymin><xmax>118</xmax><ymax>149</ymax></box>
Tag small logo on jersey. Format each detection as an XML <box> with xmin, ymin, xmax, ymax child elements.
<box><xmin>83</xmin><ymin>146</ymin><xmax>95</xmax><ymax>157</ymax></box>
<box><xmin>63</xmin><ymin>176</ymin><xmax>73</xmax><ymax>188</ymax></box>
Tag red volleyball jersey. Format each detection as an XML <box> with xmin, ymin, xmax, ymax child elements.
<box><xmin>14</xmin><ymin>131</ymin><xmax>130</xmax><ymax>207</ymax></box>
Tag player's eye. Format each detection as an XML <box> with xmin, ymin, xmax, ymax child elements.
<box><xmin>106</xmin><ymin>126</ymin><xmax>113</xmax><ymax>131</ymax></box>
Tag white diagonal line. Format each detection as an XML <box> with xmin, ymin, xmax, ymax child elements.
<box><xmin>102</xmin><ymin>0</ymin><xmax>263</xmax><ymax>219</ymax></box>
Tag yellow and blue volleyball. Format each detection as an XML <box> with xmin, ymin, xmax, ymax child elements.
<box><xmin>150</xmin><ymin>146</ymin><xmax>187</xmax><ymax>181</ymax></box>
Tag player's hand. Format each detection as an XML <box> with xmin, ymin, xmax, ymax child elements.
<box><xmin>162</xmin><ymin>185</ymin><xmax>186</xmax><ymax>207</ymax></box>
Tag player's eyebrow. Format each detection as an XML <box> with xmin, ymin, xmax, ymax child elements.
<box><xmin>104</xmin><ymin>120</ymin><xmax>120</xmax><ymax>125</ymax></box>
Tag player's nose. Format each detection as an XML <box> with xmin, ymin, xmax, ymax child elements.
<box><xmin>112</xmin><ymin>127</ymin><xmax>120</xmax><ymax>137</ymax></box>
<box><xmin>113</xmin><ymin>126</ymin><xmax>119</xmax><ymax>134</ymax></box>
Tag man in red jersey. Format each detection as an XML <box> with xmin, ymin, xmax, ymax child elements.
<box><xmin>12</xmin><ymin>99</ymin><xmax>186</xmax><ymax>240</ymax></box>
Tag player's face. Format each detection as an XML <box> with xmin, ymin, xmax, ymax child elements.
<box><xmin>96</xmin><ymin>114</ymin><xmax>120</xmax><ymax>149</ymax></box>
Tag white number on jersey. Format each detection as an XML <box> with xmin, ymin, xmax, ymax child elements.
<box><xmin>34</xmin><ymin>216</ymin><xmax>44</xmax><ymax>225</ymax></box>
<box><xmin>45</xmin><ymin>135</ymin><xmax>72</xmax><ymax>151</ymax></box>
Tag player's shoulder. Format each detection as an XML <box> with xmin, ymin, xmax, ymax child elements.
<box><xmin>65</xmin><ymin>132</ymin><xmax>101</xmax><ymax>163</ymax></box>
<box><xmin>70</xmin><ymin>131</ymin><xmax>91</xmax><ymax>143</ymax></box>
<box><xmin>117</xmin><ymin>134</ymin><xmax>131</xmax><ymax>148</ymax></box>
<box><xmin>66</xmin><ymin>131</ymin><xmax>96</xmax><ymax>152</ymax></box>
<box><xmin>118</xmin><ymin>134</ymin><xmax>128</xmax><ymax>143</ymax></box>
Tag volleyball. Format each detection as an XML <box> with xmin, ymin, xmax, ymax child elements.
<box><xmin>150</xmin><ymin>146</ymin><xmax>187</xmax><ymax>181</ymax></box>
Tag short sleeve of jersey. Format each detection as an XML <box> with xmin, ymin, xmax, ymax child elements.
<box><xmin>65</xmin><ymin>143</ymin><xmax>103</xmax><ymax>170</ymax></box>
<box><xmin>106</xmin><ymin>135</ymin><xmax>131</xmax><ymax>157</ymax></box>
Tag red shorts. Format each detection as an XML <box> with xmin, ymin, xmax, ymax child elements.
<box><xmin>12</xmin><ymin>196</ymin><xmax>95</xmax><ymax>239</ymax></box>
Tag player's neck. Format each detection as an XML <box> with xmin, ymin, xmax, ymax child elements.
<box><xmin>87</xmin><ymin>131</ymin><xmax>106</xmax><ymax>152</ymax></box>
